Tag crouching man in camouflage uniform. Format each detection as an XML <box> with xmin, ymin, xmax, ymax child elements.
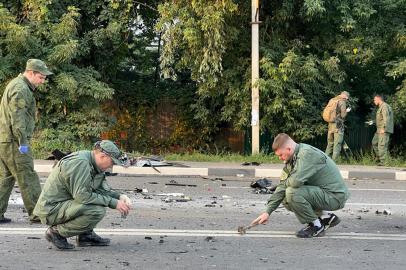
<box><xmin>252</xmin><ymin>133</ymin><xmax>350</xmax><ymax>238</ymax></box>
<box><xmin>33</xmin><ymin>140</ymin><xmax>131</xmax><ymax>250</ymax></box>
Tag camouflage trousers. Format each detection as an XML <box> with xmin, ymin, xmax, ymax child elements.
<box><xmin>0</xmin><ymin>142</ymin><xmax>41</xmax><ymax>219</ymax></box>
<box><xmin>372</xmin><ymin>132</ymin><xmax>391</xmax><ymax>163</ymax></box>
<box><xmin>40</xmin><ymin>201</ymin><xmax>106</xmax><ymax>238</ymax></box>
<box><xmin>325</xmin><ymin>131</ymin><xmax>344</xmax><ymax>161</ymax></box>
<box><xmin>282</xmin><ymin>186</ymin><xmax>348</xmax><ymax>224</ymax></box>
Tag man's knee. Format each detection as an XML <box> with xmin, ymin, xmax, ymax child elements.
<box><xmin>85</xmin><ymin>205</ymin><xmax>106</xmax><ymax>220</ymax></box>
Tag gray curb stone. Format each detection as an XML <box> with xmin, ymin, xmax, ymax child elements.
<box><xmin>33</xmin><ymin>163</ymin><xmax>406</xmax><ymax>180</ymax></box>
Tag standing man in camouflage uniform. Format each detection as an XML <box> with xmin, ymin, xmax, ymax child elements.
<box><xmin>33</xmin><ymin>140</ymin><xmax>132</xmax><ymax>250</ymax></box>
<box><xmin>0</xmin><ymin>59</ymin><xmax>53</xmax><ymax>223</ymax></box>
<box><xmin>325</xmin><ymin>91</ymin><xmax>351</xmax><ymax>161</ymax></box>
<box><xmin>372</xmin><ymin>95</ymin><xmax>394</xmax><ymax>166</ymax></box>
<box><xmin>252</xmin><ymin>133</ymin><xmax>350</xmax><ymax>238</ymax></box>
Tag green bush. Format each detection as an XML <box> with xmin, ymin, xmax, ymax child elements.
<box><xmin>31</xmin><ymin>129</ymin><xmax>92</xmax><ymax>159</ymax></box>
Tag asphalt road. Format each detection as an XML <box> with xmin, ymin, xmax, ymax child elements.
<box><xmin>1</xmin><ymin>175</ymin><xmax>406</xmax><ymax>270</ymax></box>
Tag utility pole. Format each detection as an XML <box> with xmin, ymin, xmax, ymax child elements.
<box><xmin>251</xmin><ymin>0</ymin><xmax>260</xmax><ymax>154</ymax></box>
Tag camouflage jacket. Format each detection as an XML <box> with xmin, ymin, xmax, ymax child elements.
<box><xmin>33</xmin><ymin>151</ymin><xmax>120</xmax><ymax>220</ymax></box>
<box><xmin>376</xmin><ymin>102</ymin><xmax>394</xmax><ymax>134</ymax></box>
<box><xmin>266</xmin><ymin>143</ymin><xmax>350</xmax><ymax>214</ymax></box>
<box><xmin>0</xmin><ymin>74</ymin><xmax>36</xmax><ymax>145</ymax></box>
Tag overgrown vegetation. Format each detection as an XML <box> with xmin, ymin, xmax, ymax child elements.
<box><xmin>1</xmin><ymin>1</ymin><xmax>405</xmax><ymax>156</ymax></box>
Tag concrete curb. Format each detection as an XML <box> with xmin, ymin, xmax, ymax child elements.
<box><xmin>33</xmin><ymin>163</ymin><xmax>406</xmax><ymax>180</ymax></box>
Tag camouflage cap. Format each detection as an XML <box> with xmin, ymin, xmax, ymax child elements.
<box><xmin>26</xmin><ymin>59</ymin><xmax>53</xmax><ymax>76</ymax></box>
<box><xmin>95</xmin><ymin>140</ymin><xmax>125</xmax><ymax>166</ymax></box>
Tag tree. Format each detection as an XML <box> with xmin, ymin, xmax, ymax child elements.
<box><xmin>157</xmin><ymin>0</ymin><xmax>406</xmax><ymax>143</ymax></box>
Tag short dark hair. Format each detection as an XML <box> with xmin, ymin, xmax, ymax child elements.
<box><xmin>374</xmin><ymin>94</ymin><xmax>384</xmax><ymax>101</ymax></box>
<box><xmin>272</xmin><ymin>133</ymin><xmax>292</xmax><ymax>151</ymax></box>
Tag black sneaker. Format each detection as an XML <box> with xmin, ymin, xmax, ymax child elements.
<box><xmin>0</xmin><ymin>215</ymin><xmax>11</xmax><ymax>223</ymax></box>
<box><xmin>45</xmin><ymin>226</ymin><xmax>75</xmax><ymax>250</ymax></box>
<box><xmin>320</xmin><ymin>213</ymin><xmax>341</xmax><ymax>230</ymax></box>
<box><xmin>76</xmin><ymin>230</ymin><xmax>110</xmax><ymax>247</ymax></box>
<box><xmin>296</xmin><ymin>224</ymin><xmax>325</xmax><ymax>238</ymax></box>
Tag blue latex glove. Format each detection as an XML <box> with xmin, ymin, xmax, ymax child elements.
<box><xmin>18</xmin><ymin>145</ymin><xmax>29</xmax><ymax>154</ymax></box>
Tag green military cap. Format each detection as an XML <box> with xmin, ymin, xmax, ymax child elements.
<box><xmin>26</xmin><ymin>59</ymin><xmax>53</xmax><ymax>76</ymax></box>
<box><xmin>94</xmin><ymin>140</ymin><xmax>125</xmax><ymax>165</ymax></box>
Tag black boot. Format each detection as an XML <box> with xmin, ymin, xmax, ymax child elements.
<box><xmin>0</xmin><ymin>215</ymin><xmax>11</xmax><ymax>223</ymax></box>
<box><xmin>45</xmin><ymin>226</ymin><xmax>75</xmax><ymax>250</ymax></box>
<box><xmin>76</xmin><ymin>230</ymin><xmax>110</xmax><ymax>247</ymax></box>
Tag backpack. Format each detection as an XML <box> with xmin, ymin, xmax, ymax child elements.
<box><xmin>322</xmin><ymin>97</ymin><xmax>340</xmax><ymax>123</ymax></box>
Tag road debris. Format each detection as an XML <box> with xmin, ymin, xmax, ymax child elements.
<box><xmin>375</xmin><ymin>209</ymin><xmax>392</xmax><ymax>215</ymax></box>
<box><xmin>165</xmin><ymin>183</ymin><xmax>197</xmax><ymax>187</ymax></box>
<box><xmin>237</xmin><ymin>221</ymin><xmax>259</xmax><ymax>235</ymax></box>
<box><xmin>250</xmin><ymin>178</ymin><xmax>275</xmax><ymax>194</ymax></box>
<box><xmin>205</xmin><ymin>236</ymin><xmax>215</xmax><ymax>242</ymax></box>
<box><xmin>241</xmin><ymin>162</ymin><xmax>261</xmax><ymax>166</ymax></box>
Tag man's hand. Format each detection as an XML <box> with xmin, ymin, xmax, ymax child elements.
<box><xmin>18</xmin><ymin>145</ymin><xmax>29</xmax><ymax>154</ymax></box>
<box><xmin>116</xmin><ymin>200</ymin><xmax>130</xmax><ymax>216</ymax></box>
<box><xmin>119</xmin><ymin>194</ymin><xmax>132</xmax><ymax>206</ymax></box>
<box><xmin>252</xmin><ymin>212</ymin><xmax>270</xmax><ymax>225</ymax></box>
<box><xmin>378</xmin><ymin>128</ymin><xmax>385</xmax><ymax>134</ymax></box>
<box><xmin>346</xmin><ymin>107</ymin><xmax>351</xmax><ymax>113</ymax></box>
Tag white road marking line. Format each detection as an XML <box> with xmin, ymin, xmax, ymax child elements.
<box><xmin>222</xmin><ymin>186</ymin><xmax>406</xmax><ymax>192</ymax></box>
<box><xmin>346</xmin><ymin>203</ymin><xmax>406</xmax><ymax>206</ymax></box>
<box><xmin>349</xmin><ymin>188</ymin><xmax>406</xmax><ymax>192</ymax></box>
<box><xmin>1</xmin><ymin>228</ymin><xmax>406</xmax><ymax>241</ymax></box>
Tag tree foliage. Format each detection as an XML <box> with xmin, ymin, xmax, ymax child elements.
<box><xmin>157</xmin><ymin>0</ymin><xmax>406</xmax><ymax>142</ymax></box>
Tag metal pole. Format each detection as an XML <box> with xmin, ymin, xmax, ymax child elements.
<box><xmin>251</xmin><ymin>0</ymin><xmax>260</xmax><ymax>154</ymax></box>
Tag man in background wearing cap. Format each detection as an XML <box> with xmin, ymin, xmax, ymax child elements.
<box><xmin>324</xmin><ymin>91</ymin><xmax>351</xmax><ymax>161</ymax></box>
<box><xmin>33</xmin><ymin>140</ymin><xmax>132</xmax><ymax>250</ymax></box>
<box><xmin>0</xmin><ymin>59</ymin><xmax>53</xmax><ymax>223</ymax></box>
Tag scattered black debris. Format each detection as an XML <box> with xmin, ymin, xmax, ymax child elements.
<box><xmin>356</xmin><ymin>216</ymin><xmax>362</xmax><ymax>220</ymax></box>
<box><xmin>254</xmin><ymin>188</ymin><xmax>273</xmax><ymax>194</ymax></box>
<box><xmin>167</xmin><ymin>251</ymin><xmax>188</xmax><ymax>254</ymax></box>
<box><xmin>45</xmin><ymin>149</ymin><xmax>70</xmax><ymax>160</ymax></box>
<box><xmin>105</xmin><ymin>172</ymin><xmax>118</xmax><ymax>176</ymax></box>
<box><xmin>375</xmin><ymin>209</ymin><xmax>392</xmax><ymax>215</ymax></box>
<box><xmin>159</xmin><ymin>239</ymin><xmax>164</xmax><ymax>244</ymax></box>
<box><xmin>119</xmin><ymin>261</ymin><xmax>130</xmax><ymax>267</ymax></box>
<box><xmin>241</xmin><ymin>161</ymin><xmax>261</xmax><ymax>166</ymax></box>
<box><xmin>169</xmin><ymin>179</ymin><xmax>177</xmax><ymax>184</ymax></box>
<box><xmin>27</xmin><ymin>237</ymin><xmax>40</xmax><ymax>240</ymax></box>
<box><xmin>383</xmin><ymin>209</ymin><xmax>392</xmax><ymax>215</ymax></box>
<box><xmin>83</xmin><ymin>259</ymin><xmax>91</xmax><ymax>262</ymax></box>
<box><xmin>250</xmin><ymin>178</ymin><xmax>272</xmax><ymax>188</ymax></box>
<box><xmin>145</xmin><ymin>236</ymin><xmax>152</xmax><ymax>240</ymax></box>
<box><xmin>148</xmin><ymin>182</ymin><xmax>159</xmax><ymax>185</ymax></box>
<box><xmin>250</xmin><ymin>178</ymin><xmax>275</xmax><ymax>194</ymax></box>
<box><xmin>221</xmin><ymin>183</ymin><xmax>227</xmax><ymax>187</ymax></box>
<box><xmin>165</xmin><ymin>183</ymin><xmax>197</xmax><ymax>187</ymax></box>
<box><xmin>134</xmin><ymin>188</ymin><xmax>143</xmax><ymax>193</ymax></box>
<box><xmin>204</xmin><ymin>204</ymin><xmax>215</xmax><ymax>207</ymax></box>
<box><xmin>205</xmin><ymin>236</ymin><xmax>215</xmax><ymax>242</ymax></box>
<box><xmin>143</xmin><ymin>195</ymin><xmax>153</xmax><ymax>199</ymax></box>
<box><xmin>111</xmin><ymin>223</ymin><xmax>121</xmax><ymax>226</ymax></box>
